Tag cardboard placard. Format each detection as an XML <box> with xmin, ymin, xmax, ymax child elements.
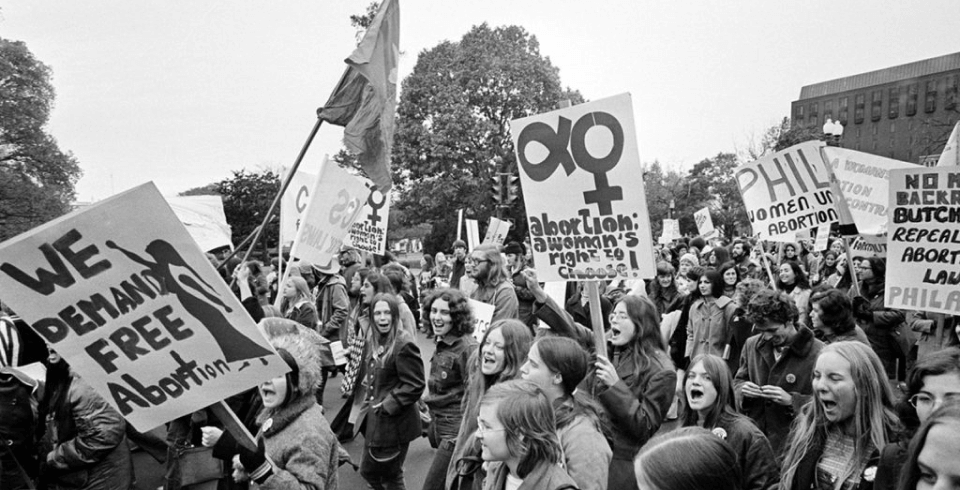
<box><xmin>482</xmin><ymin>217</ymin><xmax>512</xmax><ymax>247</ymax></box>
<box><xmin>468</xmin><ymin>298</ymin><xmax>495</xmax><ymax>342</ymax></box>
<box><xmin>885</xmin><ymin>167</ymin><xmax>960</xmax><ymax>314</ymax></box>
<box><xmin>736</xmin><ymin>141</ymin><xmax>838</xmax><ymax>242</ymax></box>
<box><xmin>345</xmin><ymin>177</ymin><xmax>391</xmax><ymax>255</ymax></box>
<box><xmin>280</xmin><ymin>168</ymin><xmax>317</xmax><ymax>251</ymax></box>
<box><xmin>510</xmin><ymin>93</ymin><xmax>656</xmax><ymax>281</ymax></box>
<box><xmin>166</xmin><ymin>196</ymin><xmax>233</xmax><ymax>253</ymax></box>
<box><xmin>694</xmin><ymin>207</ymin><xmax>717</xmax><ymax>238</ymax></box>
<box><xmin>0</xmin><ymin>183</ymin><xmax>287</xmax><ymax>431</ymax></box>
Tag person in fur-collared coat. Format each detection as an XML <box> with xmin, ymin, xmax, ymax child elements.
<box><xmin>214</xmin><ymin>319</ymin><xmax>343</xmax><ymax>489</ymax></box>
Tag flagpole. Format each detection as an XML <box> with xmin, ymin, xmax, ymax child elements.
<box><xmin>229</xmin><ymin>114</ymin><xmax>325</xmax><ymax>288</ymax></box>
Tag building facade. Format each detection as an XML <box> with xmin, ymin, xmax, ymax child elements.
<box><xmin>792</xmin><ymin>52</ymin><xmax>960</xmax><ymax>165</ymax></box>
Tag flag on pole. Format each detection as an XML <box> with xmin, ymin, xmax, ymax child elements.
<box><xmin>319</xmin><ymin>0</ymin><xmax>399</xmax><ymax>192</ymax></box>
<box><xmin>936</xmin><ymin>121</ymin><xmax>959</xmax><ymax>167</ymax></box>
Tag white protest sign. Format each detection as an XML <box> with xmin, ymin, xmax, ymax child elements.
<box><xmin>822</xmin><ymin>147</ymin><xmax>917</xmax><ymax>237</ymax></box>
<box><xmin>466</xmin><ymin>219</ymin><xmax>481</xmax><ymax>252</ymax></box>
<box><xmin>468</xmin><ymin>298</ymin><xmax>495</xmax><ymax>341</ymax></box>
<box><xmin>0</xmin><ymin>183</ymin><xmax>287</xmax><ymax>431</ymax></box>
<box><xmin>885</xmin><ymin>167</ymin><xmax>960</xmax><ymax>314</ymax></box>
<box><xmin>482</xmin><ymin>217</ymin><xmax>512</xmax><ymax>247</ymax></box>
<box><xmin>289</xmin><ymin>158</ymin><xmax>370</xmax><ymax>269</ymax></box>
<box><xmin>280</xmin><ymin>168</ymin><xmax>317</xmax><ymax>251</ymax></box>
<box><xmin>345</xmin><ymin>177</ymin><xmax>390</xmax><ymax>255</ymax></box>
<box><xmin>736</xmin><ymin>141</ymin><xmax>838</xmax><ymax>242</ymax></box>
<box><xmin>814</xmin><ymin>224</ymin><xmax>831</xmax><ymax>252</ymax></box>
<box><xmin>510</xmin><ymin>93</ymin><xmax>656</xmax><ymax>281</ymax></box>
<box><xmin>694</xmin><ymin>207</ymin><xmax>717</xmax><ymax>238</ymax></box>
<box><xmin>850</xmin><ymin>235</ymin><xmax>887</xmax><ymax>259</ymax></box>
<box><xmin>658</xmin><ymin>219</ymin><xmax>679</xmax><ymax>244</ymax></box>
<box><xmin>166</xmin><ymin>196</ymin><xmax>233</xmax><ymax>253</ymax></box>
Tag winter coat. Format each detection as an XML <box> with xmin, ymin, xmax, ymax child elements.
<box><xmin>358</xmin><ymin>331</ymin><xmax>426</xmax><ymax>447</ymax></box>
<box><xmin>511</xmin><ymin>266</ymin><xmax>539</xmax><ymax>329</ymax></box>
<box><xmin>316</xmin><ymin>274</ymin><xmax>350</xmax><ymax>343</ymax></box>
<box><xmin>712</xmin><ymin>413</ymin><xmax>778</xmax><ymax>490</ymax></box>
<box><xmin>853</xmin><ymin>278</ymin><xmax>907</xmax><ymax>380</ymax></box>
<box><xmin>470</xmin><ymin>279</ymin><xmax>519</xmax><ymax>323</ymax></box>
<box><xmin>784</xmin><ymin>285</ymin><xmax>812</xmax><ymax>330</ymax></box>
<box><xmin>686</xmin><ymin>295</ymin><xmax>737</xmax><ymax>360</ymax></box>
<box><xmin>482</xmin><ymin>461</ymin><xmax>579</xmax><ymax>490</ymax></box>
<box><xmin>41</xmin><ymin>373</ymin><xmax>132</xmax><ymax>490</ymax></box>
<box><xmin>565</xmin><ymin>295</ymin><xmax>612</xmax><ymax>333</ymax></box>
<box><xmin>557</xmin><ymin>410</ymin><xmax>611</xmax><ymax>490</ymax></box>
<box><xmin>285</xmin><ymin>301</ymin><xmax>319</xmax><ymax>330</ymax></box>
<box><xmin>251</xmin><ymin>395</ymin><xmax>340</xmax><ymax>489</ymax></box>
<box><xmin>734</xmin><ymin>326</ymin><xmax>824</xmax><ymax>459</ymax></box>
<box><xmin>787</xmin><ymin>438</ymin><xmax>880</xmax><ymax>490</ymax></box>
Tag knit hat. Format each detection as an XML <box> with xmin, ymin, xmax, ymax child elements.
<box><xmin>680</xmin><ymin>253</ymin><xmax>699</xmax><ymax>266</ymax></box>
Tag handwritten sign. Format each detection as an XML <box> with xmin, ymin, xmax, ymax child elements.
<box><xmin>736</xmin><ymin>141</ymin><xmax>838</xmax><ymax>242</ymax></box>
<box><xmin>0</xmin><ymin>183</ymin><xmax>287</xmax><ymax>431</ymax></box>
<box><xmin>850</xmin><ymin>235</ymin><xmax>887</xmax><ymax>258</ymax></box>
<box><xmin>885</xmin><ymin>167</ymin><xmax>960</xmax><ymax>314</ymax></box>
<box><xmin>694</xmin><ymin>207</ymin><xmax>717</xmax><ymax>238</ymax></box>
<box><xmin>482</xmin><ymin>217</ymin><xmax>512</xmax><ymax>247</ymax></box>
<box><xmin>823</xmin><ymin>147</ymin><xmax>916</xmax><ymax>237</ymax></box>
<box><xmin>290</xmin><ymin>157</ymin><xmax>371</xmax><ymax>269</ymax></box>
<box><xmin>345</xmin><ymin>177</ymin><xmax>390</xmax><ymax>255</ymax></box>
<box><xmin>468</xmin><ymin>299</ymin><xmax>495</xmax><ymax>342</ymax></box>
<box><xmin>813</xmin><ymin>224</ymin><xmax>831</xmax><ymax>252</ymax></box>
<box><xmin>510</xmin><ymin>93</ymin><xmax>656</xmax><ymax>281</ymax></box>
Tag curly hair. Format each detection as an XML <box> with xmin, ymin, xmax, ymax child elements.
<box><xmin>733</xmin><ymin>278</ymin><xmax>767</xmax><ymax>309</ymax></box>
<box><xmin>424</xmin><ymin>288</ymin><xmax>474</xmax><ymax>337</ymax></box>
<box><xmin>810</xmin><ymin>288</ymin><xmax>855</xmax><ymax>335</ymax></box>
<box><xmin>744</xmin><ymin>288</ymin><xmax>799</xmax><ymax>326</ymax></box>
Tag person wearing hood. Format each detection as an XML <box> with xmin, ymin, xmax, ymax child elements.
<box><xmin>207</xmin><ymin>318</ymin><xmax>343</xmax><ymax>489</ymax></box>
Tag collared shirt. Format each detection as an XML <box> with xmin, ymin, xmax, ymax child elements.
<box><xmin>424</xmin><ymin>333</ymin><xmax>477</xmax><ymax>414</ymax></box>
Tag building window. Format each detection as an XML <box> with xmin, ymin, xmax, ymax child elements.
<box><xmin>947</xmin><ymin>76</ymin><xmax>958</xmax><ymax>110</ymax></box>
<box><xmin>907</xmin><ymin>84</ymin><xmax>918</xmax><ymax>116</ymax></box>
<box><xmin>925</xmin><ymin>80</ymin><xmax>937</xmax><ymax>113</ymax></box>
<box><xmin>871</xmin><ymin>90</ymin><xmax>882</xmax><ymax>121</ymax></box>
<box><xmin>809</xmin><ymin>102</ymin><xmax>819</xmax><ymax>122</ymax></box>
<box><xmin>810</xmin><ymin>116</ymin><xmax>818</xmax><ymax>127</ymax></box>
<box><xmin>795</xmin><ymin>104</ymin><xmax>805</xmax><ymax>124</ymax></box>
<box><xmin>888</xmin><ymin>87</ymin><xmax>899</xmax><ymax>118</ymax></box>
<box><xmin>824</xmin><ymin>100</ymin><xmax>834</xmax><ymax>121</ymax></box>
<box><xmin>855</xmin><ymin>93</ymin><xmax>865</xmax><ymax>124</ymax></box>
<box><xmin>839</xmin><ymin>97</ymin><xmax>849</xmax><ymax>124</ymax></box>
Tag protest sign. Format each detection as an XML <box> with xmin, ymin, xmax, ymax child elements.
<box><xmin>468</xmin><ymin>298</ymin><xmax>495</xmax><ymax>341</ymax></box>
<box><xmin>345</xmin><ymin>177</ymin><xmax>390</xmax><ymax>255</ymax></box>
<box><xmin>736</xmin><ymin>141</ymin><xmax>838</xmax><ymax>242</ymax></box>
<box><xmin>822</xmin><ymin>147</ymin><xmax>917</xmax><ymax>237</ymax></box>
<box><xmin>813</xmin><ymin>224</ymin><xmax>830</xmax><ymax>252</ymax></box>
<box><xmin>166</xmin><ymin>196</ymin><xmax>233</xmax><ymax>253</ymax></box>
<box><xmin>850</xmin><ymin>235</ymin><xmax>887</xmax><ymax>258</ymax></box>
<box><xmin>466</xmin><ymin>219</ymin><xmax>481</xmax><ymax>251</ymax></box>
<box><xmin>280</xmin><ymin>168</ymin><xmax>317</xmax><ymax>251</ymax></box>
<box><xmin>510</xmin><ymin>93</ymin><xmax>656</xmax><ymax>281</ymax></box>
<box><xmin>0</xmin><ymin>183</ymin><xmax>287</xmax><ymax>431</ymax></box>
<box><xmin>694</xmin><ymin>207</ymin><xmax>717</xmax><ymax>238</ymax></box>
<box><xmin>885</xmin><ymin>167</ymin><xmax>960</xmax><ymax>314</ymax></box>
<box><xmin>482</xmin><ymin>217</ymin><xmax>512</xmax><ymax>247</ymax></box>
<box><xmin>289</xmin><ymin>158</ymin><xmax>371</xmax><ymax>269</ymax></box>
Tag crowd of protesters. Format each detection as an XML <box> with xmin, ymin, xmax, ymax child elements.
<box><xmin>2</xmin><ymin>233</ymin><xmax>959</xmax><ymax>490</ymax></box>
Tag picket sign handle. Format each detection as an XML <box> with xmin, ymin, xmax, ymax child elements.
<box><xmin>585</xmin><ymin>281</ymin><xmax>607</xmax><ymax>358</ymax></box>
<box><xmin>209</xmin><ymin>400</ymin><xmax>259</xmax><ymax>452</ymax></box>
<box><xmin>841</xmin><ymin>237</ymin><xmax>862</xmax><ymax>298</ymax></box>
<box><xmin>757</xmin><ymin>241</ymin><xmax>779</xmax><ymax>291</ymax></box>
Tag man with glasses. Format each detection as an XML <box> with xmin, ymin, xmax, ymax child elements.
<box><xmin>467</xmin><ymin>244</ymin><xmax>519</xmax><ymax>323</ymax></box>
<box><xmin>734</xmin><ymin>288</ymin><xmax>824</xmax><ymax>460</ymax></box>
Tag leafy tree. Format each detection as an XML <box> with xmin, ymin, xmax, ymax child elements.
<box><xmin>179</xmin><ymin>169</ymin><xmax>281</xmax><ymax>255</ymax></box>
<box><xmin>685</xmin><ymin>153</ymin><xmax>750</xmax><ymax>239</ymax></box>
<box><xmin>391</xmin><ymin>23</ymin><xmax>582</xmax><ymax>253</ymax></box>
<box><xmin>0</xmin><ymin>38</ymin><xmax>82</xmax><ymax>241</ymax></box>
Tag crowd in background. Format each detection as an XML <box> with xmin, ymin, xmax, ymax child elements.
<box><xmin>1</xmin><ymin>232</ymin><xmax>959</xmax><ymax>490</ymax></box>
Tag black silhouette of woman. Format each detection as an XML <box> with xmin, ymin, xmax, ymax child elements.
<box><xmin>106</xmin><ymin>239</ymin><xmax>271</xmax><ymax>364</ymax></box>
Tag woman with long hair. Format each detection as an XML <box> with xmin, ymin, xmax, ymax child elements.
<box><xmin>687</xmin><ymin>269</ymin><xmax>737</xmax><ymax>362</ymax></box>
<box><xmin>634</xmin><ymin>427</ymin><xmax>742</xmax><ymax>490</ymax></box>
<box><xmin>421</xmin><ymin>288</ymin><xmax>478</xmax><ymax>490</ymax></box>
<box><xmin>814</xmin><ymin>250</ymin><xmax>841</xmax><ymax>287</ymax></box>
<box><xmin>589</xmin><ymin>294</ymin><xmax>677</xmax><ymax>489</ymax></box>
<box><xmin>719</xmin><ymin>260</ymin><xmax>741</xmax><ymax>299</ymax></box>
<box><xmin>780</xmin><ymin>341</ymin><xmax>900</xmax><ymax>490</ymax></box>
<box><xmin>521</xmin><ymin>337</ymin><xmax>612</xmax><ymax>490</ymax></box>
<box><xmin>649</xmin><ymin>261</ymin><xmax>685</xmax><ymax>319</ymax></box>
<box><xmin>477</xmin><ymin>380</ymin><xmax>578</xmax><ymax>490</ymax></box>
<box><xmin>357</xmin><ymin>293</ymin><xmax>426</xmax><ymax>490</ymax></box>
<box><xmin>445</xmin><ymin>320</ymin><xmax>533</xmax><ymax>490</ymax></box>
<box><xmin>681</xmin><ymin>354</ymin><xmax>777</xmax><ymax>490</ymax></box>
<box><xmin>778</xmin><ymin>260</ymin><xmax>813</xmax><ymax>330</ymax></box>
<box><xmin>280</xmin><ymin>275</ymin><xmax>319</xmax><ymax>329</ymax></box>
<box><xmin>810</xmin><ymin>288</ymin><xmax>870</xmax><ymax>345</ymax></box>
<box><xmin>852</xmin><ymin>257</ymin><xmax>909</xmax><ymax>381</ymax></box>
<box><xmin>895</xmin><ymin>401</ymin><xmax>960</xmax><ymax>490</ymax></box>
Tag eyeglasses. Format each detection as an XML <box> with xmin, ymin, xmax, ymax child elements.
<box><xmin>908</xmin><ymin>393</ymin><xmax>960</xmax><ymax>411</ymax></box>
<box><xmin>467</xmin><ymin>257</ymin><xmax>489</xmax><ymax>265</ymax></box>
<box><xmin>476</xmin><ymin>418</ymin><xmax>507</xmax><ymax>436</ymax></box>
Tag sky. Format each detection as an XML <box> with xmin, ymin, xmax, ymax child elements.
<box><xmin>3</xmin><ymin>1</ymin><xmax>959</xmax><ymax>202</ymax></box>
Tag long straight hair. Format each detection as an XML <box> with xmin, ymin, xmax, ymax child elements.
<box><xmin>280</xmin><ymin>276</ymin><xmax>313</xmax><ymax>315</ymax></box>
<box><xmin>480</xmin><ymin>380</ymin><xmax>563</xmax><ymax>479</ymax></box>
<box><xmin>681</xmin><ymin>354</ymin><xmax>741</xmax><ymax>429</ymax></box>
<box><xmin>618</xmin><ymin>295</ymin><xmax>670</xmax><ymax>375</ymax></box>
<box><xmin>780</xmin><ymin>342</ymin><xmax>900</xmax><ymax>490</ymax></box>
<box><xmin>476</xmin><ymin>319</ymin><xmax>533</xmax><ymax>394</ymax></box>
<box><xmin>367</xmin><ymin>293</ymin><xmax>407</xmax><ymax>364</ymax></box>
<box><xmin>534</xmin><ymin>337</ymin><xmax>612</xmax><ymax>443</ymax></box>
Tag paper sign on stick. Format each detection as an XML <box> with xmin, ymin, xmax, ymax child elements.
<box><xmin>0</xmin><ymin>183</ymin><xmax>287</xmax><ymax>431</ymax></box>
<box><xmin>280</xmin><ymin>168</ymin><xmax>317</xmax><ymax>251</ymax></box>
<box><xmin>694</xmin><ymin>207</ymin><xmax>717</xmax><ymax>238</ymax></box>
<box><xmin>166</xmin><ymin>196</ymin><xmax>233</xmax><ymax>253</ymax></box>
<box><xmin>510</xmin><ymin>93</ymin><xmax>656</xmax><ymax>281</ymax></box>
<box><xmin>814</xmin><ymin>224</ymin><xmax>831</xmax><ymax>252</ymax></box>
<box><xmin>345</xmin><ymin>177</ymin><xmax>391</xmax><ymax>255</ymax></box>
<box><xmin>885</xmin><ymin>167</ymin><xmax>960</xmax><ymax>314</ymax></box>
<box><xmin>850</xmin><ymin>235</ymin><xmax>887</xmax><ymax>258</ymax></box>
<box><xmin>466</xmin><ymin>219</ymin><xmax>481</xmax><ymax>252</ymax></box>
<box><xmin>482</xmin><ymin>217</ymin><xmax>512</xmax><ymax>247</ymax></box>
<box><xmin>290</xmin><ymin>157</ymin><xmax>371</xmax><ymax>269</ymax></box>
<box><xmin>736</xmin><ymin>141</ymin><xmax>838</xmax><ymax>242</ymax></box>
<box><xmin>468</xmin><ymin>299</ymin><xmax>495</xmax><ymax>341</ymax></box>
